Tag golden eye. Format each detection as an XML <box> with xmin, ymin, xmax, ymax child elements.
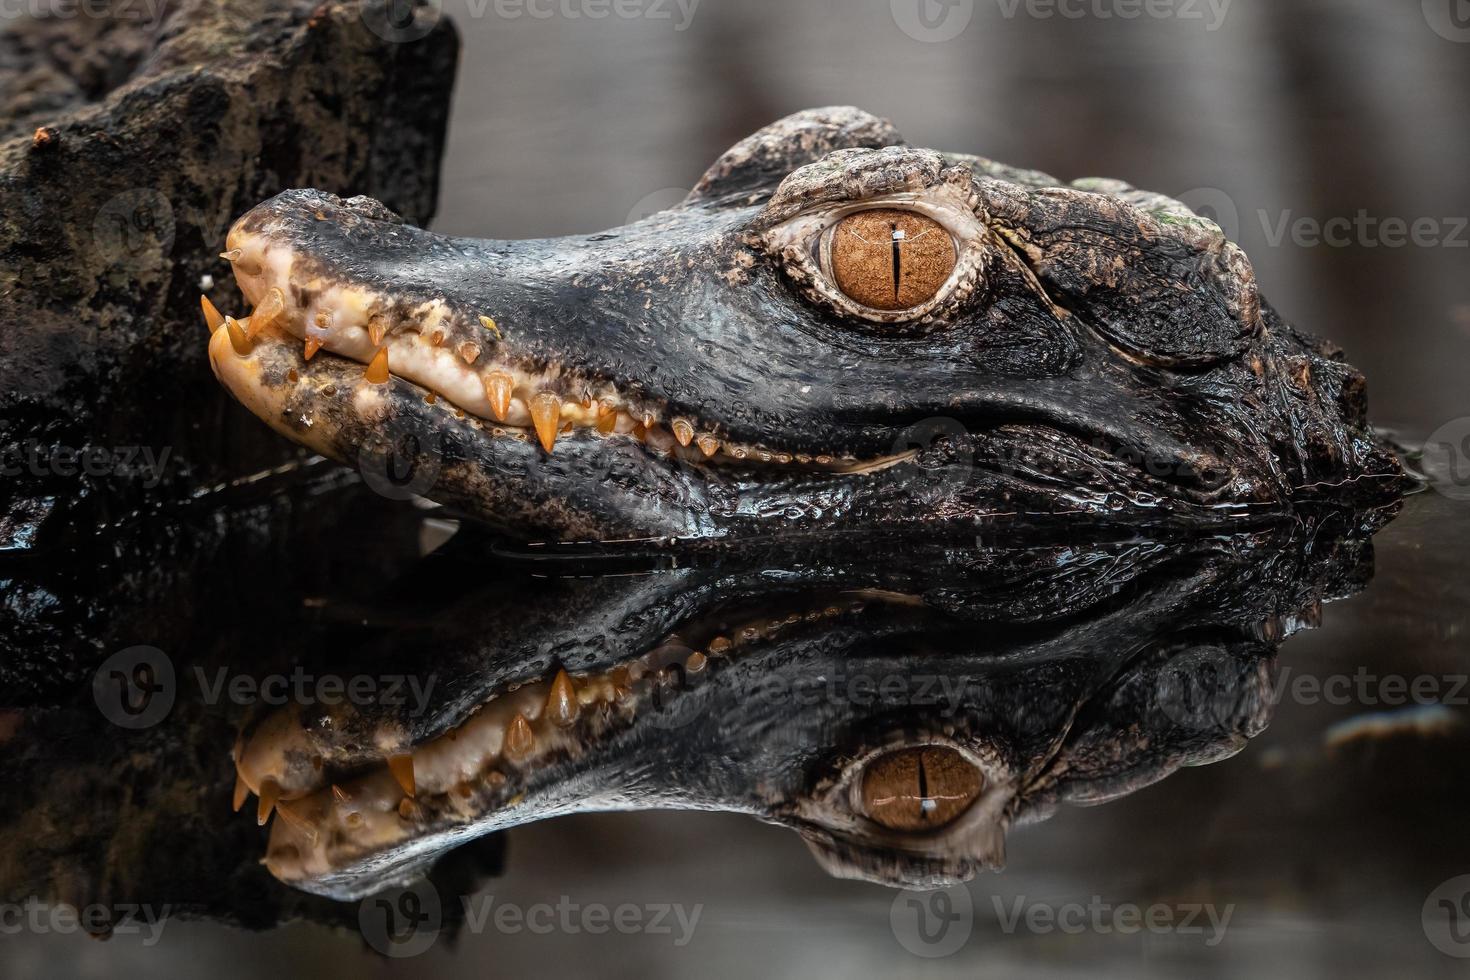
<box><xmin>829</xmin><ymin>209</ymin><xmax>957</xmax><ymax>311</ymax></box>
<box><xmin>859</xmin><ymin>745</ymin><xmax>983</xmax><ymax>832</ymax></box>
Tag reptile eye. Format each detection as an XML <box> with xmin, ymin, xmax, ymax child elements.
<box><xmin>828</xmin><ymin>209</ymin><xmax>957</xmax><ymax>311</ymax></box>
<box><xmin>859</xmin><ymin>745</ymin><xmax>983</xmax><ymax>832</ymax></box>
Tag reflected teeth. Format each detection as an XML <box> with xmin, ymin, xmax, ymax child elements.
<box><xmin>696</xmin><ymin>435</ymin><xmax>720</xmax><ymax>458</ymax></box>
<box><xmin>201</xmin><ymin>295</ymin><xmax>225</xmax><ymax>333</ymax></box>
<box><xmin>504</xmin><ymin>713</ymin><xmax>536</xmax><ymax>761</ymax></box>
<box><xmin>276</xmin><ymin>800</ymin><xmax>319</xmax><ymax>844</ymax></box>
<box><xmin>257</xmin><ymin>778</ymin><xmax>280</xmax><ymax>826</ymax></box>
<box><xmin>672</xmin><ymin>418</ymin><xmax>694</xmax><ymax>447</ymax></box>
<box><xmin>529</xmin><ymin>392</ymin><xmax>561</xmax><ymax>453</ymax></box>
<box><xmin>365</xmin><ymin>347</ymin><xmax>390</xmax><ymax>384</ymax></box>
<box><xmin>248</xmin><ymin>287</ymin><xmax>286</xmax><ymax>340</ymax></box>
<box><xmin>547</xmin><ymin>669</ymin><xmax>580</xmax><ymax>728</ymax></box>
<box><xmin>225</xmin><ymin>316</ymin><xmax>252</xmax><ymax>356</ymax></box>
<box><xmin>388</xmin><ymin>753</ymin><xmax>416</xmax><ymax>797</ymax></box>
<box><xmin>596</xmin><ymin>405</ymin><xmax>619</xmax><ymax>435</ymax></box>
<box><xmin>368</xmin><ymin>312</ymin><xmax>389</xmax><ymax>347</ymax></box>
<box><xmin>303</xmin><ymin>336</ymin><xmax>322</xmax><ymax>361</ymax></box>
<box><xmin>250</xmin><ymin>620</ymin><xmax>853</xmax><ymax>868</ymax></box>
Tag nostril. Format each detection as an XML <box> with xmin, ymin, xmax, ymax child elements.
<box><xmin>1192</xmin><ymin>463</ymin><xmax>1234</xmax><ymax>494</ymax></box>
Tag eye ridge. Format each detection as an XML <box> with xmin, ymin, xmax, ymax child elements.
<box><xmin>828</xmin><ymin>208</ymin><xmax>958</xmax><ymax>313</ymax></box>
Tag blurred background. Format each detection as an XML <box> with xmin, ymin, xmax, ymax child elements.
<box><xmin>436</xmin><ymin>0</ymin><xmax>1470</xmax><ymax>440</ymax></box>
<box><xmin>8</xmin><ymin>0</ymin><xmax>1470</xmax><ymax>975</ymax></box>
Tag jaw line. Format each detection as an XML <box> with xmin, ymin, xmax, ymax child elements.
<box><xmin>252</xmin><ymin>591</ymin><xmax>900</xmax><ymax>897</ymax></box>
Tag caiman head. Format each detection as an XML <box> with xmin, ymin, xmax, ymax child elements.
<box><xmin>230</xmin><ymin>508</ymin><xmax>1388</xmax><ymax>899</ymax></box>
<box><xmin>206</xmin><ymin>107</ymin><xmax>1405</xmax><ymax>541</ymax></box>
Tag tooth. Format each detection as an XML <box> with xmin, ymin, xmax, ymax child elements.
<box><xmin>368</xmin><ymin>313</ymin><xmax>389</xmax><ymax>347</ymax></box>
<box><xmin>479</xmin><ymin>315</ymin><xmax>500</xmax><ymax>338</ymax></box>
<box><xmin>248</xmin><ymin>286</ymin><xmax>286</xmax><ymax>339</ymax></box>
<box><xmin>388</xmin><ymin>754</ymin><xmax>416</xmax><ymax>797</ymax></box>
<box><xmin>304</xmin><ymin>337</ymin><xmax>322</xmax><ymax>361</ymax></box>
<box><xmin>530</xmin><ymin>393</ymin><xmax>561</xmax><ymax>452</ymax></box>
<box><xmin>547</xmin><ymin>669</ymin><xmax>580</xmax><ymax>728</ymax></box>
<box><xmin>458</xmin><ymin>342</ymin><xmax>481</xmax><ymax>365</ymax></box>
<box><xmin>365</xmin><ymin>347</ymin><xmax>390</xmax><ymax>384</ymax></box>
<box><xmin>219</xmin><ymin>248</ymin><xmax>242</xmax><ymax>261</ymax></box>
<box><xmin>431</xmin><ymin>330</ymin><xmax>445</xmax><ymax>347</ymax></box>
<box><xmin>201</xmin><ymin>295</ymin><xmax>224</xmax><ymax>333</ymax></box>
<box><xmin>596</xmin><ymin>405</ymin><xmax>618</xmax><ymax>434</ymax></box>
<box><xmin>232</xmin><ymin>772</ymin><xmax>249</xmax><ymax>812</ymax></box>
<box><xmin>505</xmin><ymin>712</ymin><xmax>536</xmax><ymax>761</ymax></box>
<box><xmin>685</xmin><ymin>651</ymin><xmax>708</xmax><ymax>673</ymax></box>
<box><xmin>331</xmin><ymin>784</ymin><xmax>351</xmax><ymax>804</ymax></box>
<box><xmin>696</xmin><ymin>435</ymin><xmax>720</xmax><ymax>457</ymax></box>
<box><xmin>672</xmin><ymin>418</ymin><xmax>694</xmax><ymax>447</ymax></box>
<box><xmin>257</xmin><ymin>778</ymin><xmax>279</xmax><ymax>826</ymax></box>
<box><xmin>641</xmin><ymin>411</ymin><xmax>656</xmax><ymax>429</ymax></box>
<box><xmin>225</xmin><ymin>316</ymin><xmax>252</xmax><ymax>356</ymax></box>
<box><xmin>276</xmin><ymin>801</ymin><xmax>319</xmax><ymax>844</ymax></box>
<box><xmin>485</xmin><ymin>372</ymin><xmax>513</xmax><ymax>421</ymax></box>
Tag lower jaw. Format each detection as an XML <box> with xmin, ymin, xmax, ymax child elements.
<box><xmin>250</xmin><ymin>594</ymin><xmax>884</xmax><ymax>891</ymax></box>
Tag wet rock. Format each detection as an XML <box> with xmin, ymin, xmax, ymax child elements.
<box><xmin>0</xmin><ymin>0</ymin><xmax>459</xmax><ymax>554</ymax></box>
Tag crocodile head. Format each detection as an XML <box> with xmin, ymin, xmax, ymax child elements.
<box><xmin>207</xmin><ymin>107</ymin><xmax>1405</xmax><ymax>542</ymax></box>
<box><xmin>232</xmin><ymin>508</ymin><xmax>1388</xmax><ymax>899</ymax></box>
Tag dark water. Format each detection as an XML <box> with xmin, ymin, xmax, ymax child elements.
<box><xmin>6</xmin><ymin>0</ymin><xmax>1470</xmax><ymax>976</ymax></box>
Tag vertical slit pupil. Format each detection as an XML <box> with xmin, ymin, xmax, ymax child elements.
<box><xmin>916</xmin><ymin>752</ymin><xmax>930</xmax><ymax>820</ymax></box>
<box><xmin>890</xmin><ymin>223</ymin><xmax>904</xmax><ymax>299</ymax></box>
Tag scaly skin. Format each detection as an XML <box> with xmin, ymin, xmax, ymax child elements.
<box><xmin>232</xmin><ymin>507</ymin><xmax>1392</xmax><ymax>898</ymax></box>
<box><xmin>207</xmin><ymin>107</ymin><xmax>1406</xmax><ymax>541</ymax></box>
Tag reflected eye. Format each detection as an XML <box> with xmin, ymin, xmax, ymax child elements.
<box><xmin>828</xmin><ymin>209</ymin><xmax>958</xmax><ymax>311</ymax></box>
<box><xmin>859</xmin><ymin>745</ymin><xmax>983</xmax><ymax>831</ymax></box>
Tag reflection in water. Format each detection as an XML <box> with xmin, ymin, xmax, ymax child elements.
<box><xmin>232</xmin><ymin>502</ymin><xmax>1398</xmax><ymax>899</ymax></box>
